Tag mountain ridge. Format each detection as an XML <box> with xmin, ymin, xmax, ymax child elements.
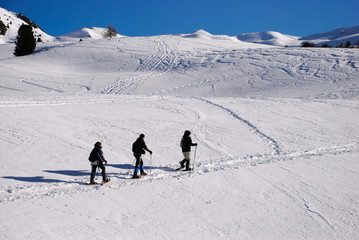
<box><xmin>1</xmin><ymin>7</ymin><xmax>358</xmax><ymax>47</ymax></box>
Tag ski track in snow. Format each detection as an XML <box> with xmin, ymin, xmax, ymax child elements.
<box><xmin>100</xmin><ymin>36</ymin><xmax>190</xmax><ymax>95</ymax></box>
<box><xmin>249</xmin><ymin>168</ymin><xmax>344</xmax><ymax>239</ymax></box>
<box><xmin>198</xmin><ymin>98</ymin><xmax>281</xmax><ymax>155</ymax></box>
<box><xmin>1</xmin><ymin>141</ymin><xmax>358</xmax><ymax>204</ymax></box>
<box><xmin>20</xmin><ymin>79</ymin><xmax>64</xmax><ymax>93</ymax></box>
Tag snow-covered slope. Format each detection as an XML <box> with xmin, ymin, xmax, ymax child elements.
<box><xmin>0</xmin><ymin>7</ymin><xmax>53</xmax><ymax>44</ymax></box>
<box><xmin>0</xmin><ymin>34</ymin><xmax>357</xmax><ymax>99</ymax></box>
<box><xmin>237</xmin><ymin>31</ymin><xmax>301</xmax><ymax>46</ymax></box>
<box><xmin>300</xmin><ymin>25</ymin><xmax>359</xmax><ymax>47</ymax></box>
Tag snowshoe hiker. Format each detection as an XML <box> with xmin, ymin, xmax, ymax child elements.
<box><xmin>88</xmin><ymin>142</ymin><xmax>110</xmax><ymax>184</ymax></box>
<box><xmin>179</xmin><ymin>130</ymin><xmax>197</xmax><ymax>171</ymax></box>
<box><xmin>132</xmin><ymin>134</ymin><xmax>152</xmax><ymax>178</ymax></box>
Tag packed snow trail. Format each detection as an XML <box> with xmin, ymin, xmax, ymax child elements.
<box><xmin>2</xmin><ymin>95</ymin><xmax>359</xmax><ymax>193</ymax></box>
<box><xmin>1</xmin><ymin>141</ymin><xmax>359</xmax><ymax>204</ymax></box>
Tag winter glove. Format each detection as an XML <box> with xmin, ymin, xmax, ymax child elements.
<box><xmin>149</xmin><ymin>150</ymin><xmax>153</xmax><ymax>155</ymax></box>
<box><xmin>194</xmin><ymin>143</ymin><xmax>198</xmax><ymax>146</ymax></box>
<box><xmin>104</xmin><ymin>160</ymin><xmax>108</xmax><ymax>164</ymax></box>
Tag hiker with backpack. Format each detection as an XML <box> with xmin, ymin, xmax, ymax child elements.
<box><xmin>132</xmin><ymin>134</ymin><xmax>153</xmax><ymax>178</ymax></box>
<box><xmin>179</xmin><ymin>130</ymin><xmax>197</xmax><ymax>171</ymax></box>
<box><xmin>88</xmin><ymin>142</ymin><xmax>110</xmax><ymax>184</ymax></box>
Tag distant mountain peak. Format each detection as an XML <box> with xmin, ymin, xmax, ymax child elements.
<box><xmin>61</xmin><ymin>27</ymin><xmax>125</xmax><ymax>39</ymax></box>
<box><xmin>184</xmin><ymin>29</ymin><xmax>213</xmax><ymax>39</ymax></box>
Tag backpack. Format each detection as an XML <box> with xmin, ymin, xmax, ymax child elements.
<box><xmin>88</xmin><ymin>148</ymin><xmax>97</xmax><ymax>162</ymax></box>
<box><xmin>132</xmin><ymin>139</ymin><xmax>145</xmax><ymax>154</ymax></box>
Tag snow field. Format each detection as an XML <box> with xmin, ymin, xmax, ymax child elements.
<box><xmin>0</xmin><ymin>37</ymin><xmax>358</xmax><ymax>99</ymax></box>
<box><xmin>1</xmin><ymin>95</ymin><xmax>359</xmax><ymax>239</ymax></box>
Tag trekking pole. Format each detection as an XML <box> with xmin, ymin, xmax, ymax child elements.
<box><xmin>192</xmin><ymin>145</ymin><xmax>197</xmax><ymax>170</ymax></box>
<box><xmin>150</xmin><ymin>153</ymin><xmax>153</xmax><ymax>175</ymax></box>
<box><xmin>129</xmin><ymin>157</ymin><xmax>135</xmax><ymax>176</ymax></box>
<box><xmin>96</xmin><ymin>165</ymin><xmax>100</xmax><ymax>181</ymax></box>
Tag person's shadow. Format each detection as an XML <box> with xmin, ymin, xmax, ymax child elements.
<box><xmin>3</xmin><ymin>176</ymin><xmax>66</xmax><ymax>183</ymax></box>
<box><xmin>3</xmin><ymin>170</ymin><xmax>89</xmax><ymax>184</ymax></box>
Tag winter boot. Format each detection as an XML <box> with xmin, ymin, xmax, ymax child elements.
<box><xmin>132</xmin><ymin>167</ymin><xmax>140</xmax><ymax>179</ymax></box>
<box><xmin>179</xmin><ymin>159</ymin><xmax>186</xmax><ymax>168</ymax></box>
<box><xmin>132</xmin><ymin>173</ymin><xmax>140</xmax><ymax>179</ymax></box>
<box><xmin>185</xmin><ymin>159</ymin><xmax>191</xmax><ymax>171</ymax></box>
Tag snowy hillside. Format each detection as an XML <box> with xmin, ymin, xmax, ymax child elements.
<box><xmin>300</xmin><ymin>25</ymin><xmax>359</xmax><ymax>47</ymax></box>
<box><xmin>1</xmin><ymin>34</ymin><xmax>358</xmax><ymax>99</ymax></box>
<box><xmin>237</xmin><ymin>31</ymin><xmax>301</xmax><ymax>46</ymax></box>
<box><xmin>1</xmin><ymin>7</ymin><xmax>359</xmax><ymax>240</ymax></box>
<box><xmin>0</xmin><ymin>7</ymin><xmax>53</xmax><ymax>44</ymax></box>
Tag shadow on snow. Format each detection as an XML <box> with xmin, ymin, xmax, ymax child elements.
<box><xmin>2</xmin><ymin>176</ymin><xmax>66</xmax><ymax>183</ymax></box>
<box><xmin>2</xmin><ymin>164</ymin><xmax>175</xmax><ymax>183</ymax></box>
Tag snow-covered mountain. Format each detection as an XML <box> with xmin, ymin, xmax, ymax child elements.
<box><xmin>182</xmin><ymin>29</ymin><xmax>239</xmax><ymax>41</ymax></box>
<box><xmin>238</xmin><ymin>26</ymin><xmax>359</xmax><ymax>47</ymax></box>
<box><xmin>61</xmin><ymin>27</ymin><xmax>125</xmax><ymax>39</ymax></box>
<box><xmin>237</xmin><ymin>31</ymin><xmax>301</xmax><ymax>46</ymax></box>
<box><xmin>300</xmin><ymin>25</ymin><xmax>359</xmax><ymax>47</ymax></box>
<box><xmin>0</xmin><ymin>7</ymin><xmax>53</xmax><ymax>44</ymax></box>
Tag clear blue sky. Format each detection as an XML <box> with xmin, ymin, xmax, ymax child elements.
<box><xmin>1</xmin><ymin>0</ymin><xmax>358</xmax><ymax>37</ymax></box>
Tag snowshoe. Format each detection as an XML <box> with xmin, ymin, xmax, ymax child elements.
<box><xmin>175</xmin><ymin>166</ymin><xmax>184</xmax><ymax>171</ymax></box>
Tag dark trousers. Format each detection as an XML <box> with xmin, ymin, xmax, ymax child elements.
<box><xmin>134</xmin><ymin>154</ymin><xmax>144</xmax><ymax>168</ymax></box>
<box><xmin>133</xmin><ymin>154</ymin><xmax>145</xmax><ymax>176</ymax></box>
<box><xmin>90</xmin><ymin>161</ymin><xmax>106</xmax><ymax>182</ymax></box>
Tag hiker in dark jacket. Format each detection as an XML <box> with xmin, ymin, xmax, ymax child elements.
<box><xmin>132</xmin><ymin>134</ymin><xmax>152</xmax><ymax>178</ymax></box>
<box><xmin>88</xmin><ymin>142</ymin><xmax>110</xmax><ymax>184</ymax></box>
<box><xmin>179</xmin><ymin>130</ymin><xmax>197</xmax><ymax>170</ymax></box>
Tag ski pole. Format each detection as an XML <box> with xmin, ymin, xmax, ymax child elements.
<box><xmin>193</xmin><ymin>145</ymin><xmax>197</xmax><ymax>170</ymax></box>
